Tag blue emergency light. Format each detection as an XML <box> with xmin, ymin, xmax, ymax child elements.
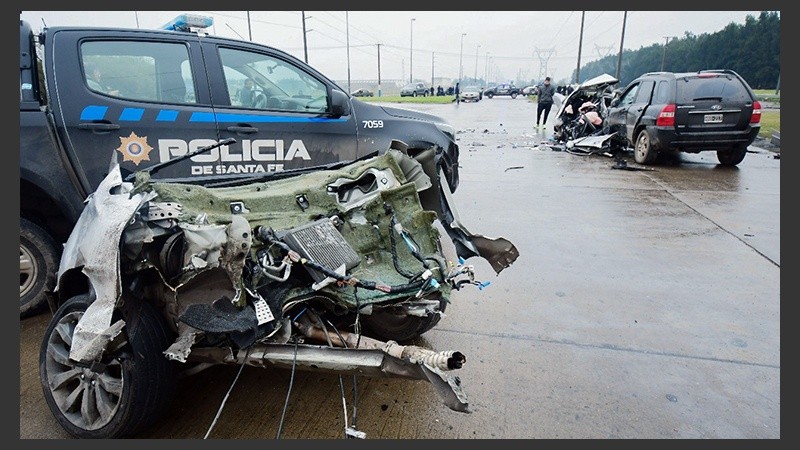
<box><xmin>160</xmin><ymin>14</ymin><xmax>213</xmax><ymax>32</ymax></box>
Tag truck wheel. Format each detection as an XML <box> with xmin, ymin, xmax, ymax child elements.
<box><xmin>511</xmin><ymin>92</ymin><xmax>518</xmax><ymax>99</ymax></box>
<box><xmin>363</xmin><ymin>296</ymin><xmax>447</xmax><ymax>343</ymax></box>
<box><xmin>634</xmin><ymin>130</ymin><xmax>659</xmax><ymax>164</ymax></box>
<box><xmin>39</xmin><ymin>294</ymin><xmax>176</xmax><ymax>438</ymax></box>
<box><xmin>717</xmin><ymin>145</ymin><xmax>748</xmax><ymax>166</ymax></box>
<box><xmin>486</xmin><ymin>92</ymin><xmax>494</xmax><ymax>99</ymax></box>
<box><xmin>20</xmin><ymin>218</ymin><xmax>59</xmax><ymax>317</ymax></box>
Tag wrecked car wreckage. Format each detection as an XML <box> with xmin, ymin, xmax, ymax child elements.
<box><xmin>549</xmin><ymin>74</ymin><xmax>627</xmax><ymax>156</ymax></box>
<box><xmin>39</xmin><ymin>139</ymin><xmax>519</xmax><ymax>438</ymax></box>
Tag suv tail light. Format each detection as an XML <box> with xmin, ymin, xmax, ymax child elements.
<box><xmin>750</xmin><ymin>100</ymin><xmax>762</xmax><ymax>124</ymax></box>
<box><xmin>656</xmin><ymin>103</ymin><xmax>676</xmax><ymax>127</ymax></box>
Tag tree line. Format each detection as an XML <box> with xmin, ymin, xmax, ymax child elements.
<box><xmin>574</xmin><ymin>11</ymin><xmax>780</xmax><ymax>89</ymax></box>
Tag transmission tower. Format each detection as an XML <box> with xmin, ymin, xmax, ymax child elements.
<box><xmin>594</xmin><ymin>44</ymin><xmax>615</xmax><ymax>59</ymax></box>
<box><xmin>535</xmin><ymin>47</ymin><xmax>556</xmax><ymax>81</ymax></box>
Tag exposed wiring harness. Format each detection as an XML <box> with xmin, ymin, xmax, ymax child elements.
<box><xmin>255</xmin><ymin>225</ymin><xmax>427</xmax><ymax>294</ymax></box>
<box><xmin>203</xmin><ymin>346</ymin><xmax>252</xmax><ymax>439</ymax></box>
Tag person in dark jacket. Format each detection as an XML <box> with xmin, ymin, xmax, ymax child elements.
<box><xmin>535</xmin><ymin>77</ymin><xmax>556</xmax><ymax>128</ymax></box>
<box><xmin>454</xmin><ymin>82</ymin><xmax>460</xmax><ymax>104</ymax></box>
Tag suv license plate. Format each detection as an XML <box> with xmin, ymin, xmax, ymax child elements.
<box><xmin>704</xmin><ymin>113</ymin><xmax>723</xmax><ymax>123</ymax></box>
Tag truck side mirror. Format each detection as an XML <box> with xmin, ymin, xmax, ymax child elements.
<box><xmin>329</xmin><ymin>89</ymin><xmax>351</xmax><ymax>118</ymax></box>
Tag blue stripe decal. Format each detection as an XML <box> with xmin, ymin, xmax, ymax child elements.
<box><xmin>80</xmin><ymin>105</ymin><xmax>108</xmax><ymax>121</ymax></box>
<box><xmin>156</xmin><ymin>110</ymin><xmax>179</xmax><ymax>122</ymax></box>
<box><xmin>190</xmin><ymin>112</ymin><xmax>347</xmax><ymax>123</ymax></box>
<box><xmin>119</xmin><ymin>108</ymin><xmax>145</xmax><ymax>121</ymax></box>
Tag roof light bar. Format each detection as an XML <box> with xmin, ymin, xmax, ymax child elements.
<box><xmin>160</xmin><ymin>14</ymin><xmax>213</xmax><ymax>32</ymax></box>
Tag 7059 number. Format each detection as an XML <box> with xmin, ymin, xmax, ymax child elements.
<box><xmin>362</xmin><ymin>120</ymin><xmax>384</xmax><ymax>128</ymax></box>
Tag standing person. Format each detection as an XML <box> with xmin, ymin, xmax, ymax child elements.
<box><xmin>454</xmin><ymin>82</ymin><xmax>461</xmax><ymax>104</ymax></box>
<box><xmin>535</xmin><ymin>77</ymin><xmax>556</xmax><ymax>128</ymax></box>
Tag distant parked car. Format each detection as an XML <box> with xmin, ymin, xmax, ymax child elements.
<box><xmin>400</xmin><ymin>82</ymin><xmax>429</xmax><ymax>97</ymax></box>
<box><xmin>351</xmin><ymin>88</ymin><xmax>374</xmax><ymax>97</ymax></box>
<box><xmin>521</xmin><ymin>85</ymin><xmax>537</xmax><ymax>96</ymax></box>
<box><xmin>461</xmin><ymin>85</ymin><xmax>483</xmax><ymax>102</ymax></box>
<box><xmin>605</xmin><ymin>69</ymin><xmax>761</xmax><ymax>165</ymax></box>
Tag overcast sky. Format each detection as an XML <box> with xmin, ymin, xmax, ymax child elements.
<box><xmin>20</xmin><ymin>10</ymin><xmax>773</xmax><ymax>85</ymax></box>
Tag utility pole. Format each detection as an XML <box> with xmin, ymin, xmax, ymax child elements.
<box><xmin>616</xmin><ymin>11</ymin><xmax>627</xmax><ymax>81</ymax></box>
<box><xmin>410</xmin><ymin>18</ymin><xmax>416</xmax><ymax>83</ymax></box>
<box><xmin>474</xmin><ymin>44</ymin><xmax>481</xmax><ymax>81</ymax></box>
<box><xmin>431</xmin><ymin>52</ymin><xmax>435</xmax><ymax>91</ymax></box>
<box><xmin>377</xmin><ymin>44</ymin><xmax>382</xmax><ymax>97</ymax></box>
<box><xmin>485</xmin><ymin>51</ymin><xmax>489</xmax><ymax>85</ymax></box>
<box><xmin>246</xmin><ymin>11</ymin><xmax>252</xmax><ymax>41</ymax></box>
<box><xmin>575</xmin><ymin>11</ymin><xmax>585</xmax><ymax>84</ymax></box>
<box><xmin>660</xmin><ymin>36</ymin><xmax>675</xmax><ymax>71</ymax></box>
<box><xmin>134</xmin><ymin>11</ymin><xmax>140</xmax><ymax>29</ymax></box>
<box><xmin>346</xmin><ymin>11</ymin><xmax>351</xmax><ymax>93</ymax></box>
<box><xmin>459</xmin><ymin>32</ymin><xmax>466</xmax><ymax>83</ymax></box>
<box><xmin>302</xmin><ymin>12</ymin><xmax>309</xmax><ymax>63</ymax></box>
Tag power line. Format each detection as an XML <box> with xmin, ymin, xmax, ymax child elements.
<box><xmin>547</xmin><ymin>11</ymin><xmax>575</xmax><ymax>47</ymax></box>
<box><xmin>202</xmin><ymin>11</ymin><xmax>301</xmax><ymax>30</ymax></box>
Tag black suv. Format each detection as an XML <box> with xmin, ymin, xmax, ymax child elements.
<box><xmin>483</xmin><ymin>84</ymin><xmax>521</xmax><ymax>99</ymax></box>
<box><xmin>606</xmin><ymin>70</ymin><xmax>761</xmax><ymax>165</ymax></box>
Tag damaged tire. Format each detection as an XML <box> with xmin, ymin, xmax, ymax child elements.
<box><xmin>363</xmin><ymin>296</ymin><xmax>447</xmax><ymax>342</ymax></box>
<box><xmin>20</xmin><ymin>217</ymin><xmax>59</xmax><ymax>317</ymax></box>
<box><xmin>39</xmin><ymin>294</ymin><xmax>176</xmax><ymax>438</ymax></box>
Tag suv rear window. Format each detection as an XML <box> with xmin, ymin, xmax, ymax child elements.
<box><xmin>675</xmin><ymin>75</ymin><xmax>750</xmax><ymax>103</ymax></box>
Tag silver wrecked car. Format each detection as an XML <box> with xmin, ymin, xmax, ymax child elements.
<box><xmin>39</xmin><ymin>139</ymin><xmax>518</xmax><ymax>438</ymax></box>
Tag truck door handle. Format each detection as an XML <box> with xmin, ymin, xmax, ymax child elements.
<box><xmin>78</xmin><ymin>122</ymin><xmax>120</xmax><ymax>132</ymax></box>
<box><xmin>226</xmin><ymin>125</ymin><xmax>259</xmax><ymax>134</ymax></box>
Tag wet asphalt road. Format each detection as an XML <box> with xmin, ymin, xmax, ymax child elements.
<box><xmin>19</xmin><ymin>96</ymin><xmax>780</xmax><ymax>439</ymax></box>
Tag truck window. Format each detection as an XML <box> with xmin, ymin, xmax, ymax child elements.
<box><xmin>218</xmin><ymin>47</ymin><xmax>328</xmax><ymax>113</ymax></box>
<box><xmin>81</xmin><ymin>41</ymin><xmax>197</xmax><ymax>104</ymax></box>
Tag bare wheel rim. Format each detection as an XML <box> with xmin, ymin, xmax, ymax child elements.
<box><xmin>20</xmin><ymin>244</ymin><xmax>36</xmax><ymax>297</ymax></box>
<box><xmin>636</xmin><ymin>133</ymin><xmax>649</xmax><ymax>159</ymax></box>
<box><xmin>45</xmin><ymin>310</ymin><xmax>124</xmax><ymax>431</ymax></box>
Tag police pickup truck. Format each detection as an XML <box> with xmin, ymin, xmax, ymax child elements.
<box><xmin>19</xmin><ymin>15</ymin><xmax>460</xmax><ymax>316</ymax></box>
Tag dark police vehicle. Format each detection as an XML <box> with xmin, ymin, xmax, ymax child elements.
<box><xmin>19</xmin><ymin>14</ymin><xmax>460</xmax><ymax>316</ymax></box>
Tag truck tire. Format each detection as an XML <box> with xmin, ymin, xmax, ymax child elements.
<box><xmin>717</xmin><ymin>145</ymin><xmax>748</xmax><ymax>166</ymax></box>
<box><xmin>39</xmin><ymin>294</ymin><xmax>176</xmax><ymax>438</ymax></box>
<box><xmin>20</xmin><ymin>217</ymin><xmax>59</xmax><ymax>317</ymax></box>
<box><xmin>486</xmin><ymin>92</ymin><xmax>494</xmax><ymax>99</ymax></box>
<box><xmin>511</xmin><ymin>92</ymin><xmax>518</xmax><ymax>99</ymax></box>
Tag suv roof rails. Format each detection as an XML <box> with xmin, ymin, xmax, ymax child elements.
<box><xmin>698</xmin><ymin>69</ymin><xmax>739</xmax><ymax>76</ymax></box>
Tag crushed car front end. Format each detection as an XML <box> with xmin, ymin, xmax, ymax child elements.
<box><xmin>41</xmin><ymin>141</ymin><xmax>519</xmax><ymax>438</ymax></box>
